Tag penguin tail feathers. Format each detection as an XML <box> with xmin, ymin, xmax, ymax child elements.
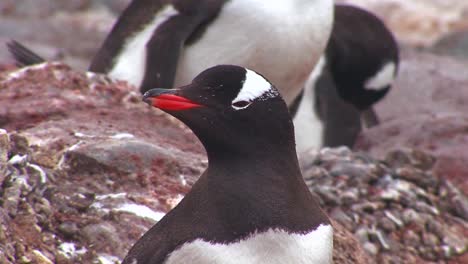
<box><xmin>6</xmin><ymin>40</ymin><xmax>46</xmax><ymax>67</ymax></box>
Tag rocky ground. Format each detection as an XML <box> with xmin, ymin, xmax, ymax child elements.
<box><xmin>0</xmin><ymin>0</ymin><xmax>467</xmax><ymax>263</ymax></box>
<box><xmin>0</xmin><ymin>61</ymin><xmax>466</xmax><ymax>264</ymax></box>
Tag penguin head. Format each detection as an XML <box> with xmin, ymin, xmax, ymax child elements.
<box><xmin>143</xmin><ymin>65</ymin><xmax>295</xmax><ymax>155</ymax></box>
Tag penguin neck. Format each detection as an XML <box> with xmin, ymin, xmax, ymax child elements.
<box><xmin>204</xmin><ymin>135</ymin><xmax>303</xmax><ymax>186</ymax></box>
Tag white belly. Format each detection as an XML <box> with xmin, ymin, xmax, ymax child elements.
<box><xmin>175</xmin><ymin>0</ymin><xmax>333</xmax><ymax>105</ymax></box>
<box><xmin>294</xmin><ymin>56</ymin><xmax>327</xmax><ymax>153</ymax></box>
<box><xmin>164</xmin><ymin>224</ymin><xmax>333</xmax><ymax>264</ymax></box>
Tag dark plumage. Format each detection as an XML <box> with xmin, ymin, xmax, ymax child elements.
<box><xmin>294</xmin><ymin>4</ymin><xmax>399</xmax><ymax>149</ymax></box>
<box><xmin>124</xmin><ymin>65</ymin><xmax>332</xmax><ymax>264</ymax></box>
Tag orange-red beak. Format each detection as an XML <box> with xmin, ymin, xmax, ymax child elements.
<box><xmin>143</xmin><ymin>89</ymin><xmax>203</xmax><ymax>111</ymax></box>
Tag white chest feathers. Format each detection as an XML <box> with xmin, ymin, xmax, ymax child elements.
<box><xmin>108</xmin><ymin>5</ymin><xmax>179</xmax><ymax>87</ymax></box>
<box><xmin>164</xmin><ymin>224</ymin><xmax>333</xmax><ymax>264</ymax></box>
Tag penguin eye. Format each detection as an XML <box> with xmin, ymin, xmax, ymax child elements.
<box><xmin>232</xmin><ymin>100</ymin><xmax>252</xmax><ymax>110</ymax></box>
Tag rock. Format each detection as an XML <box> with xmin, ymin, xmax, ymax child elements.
<box><xmin>430</xmin><ymin>29</ymin><xmax>468</xmax><ymax>61</ymax></box>
<box><xmin>378</xmin><ymin>217</ymin><xmax>396</xmax><ymax>233</ymax></box>
<box><xmin>337</xmin><ymin>0</ymin><xmax>468</xmax><ymax>47</ymax></box>
<box><xmin>355</xmin><ymin>227</ymin><xmax>370</xmax><ymax>244</ymax></box>
<box><xmin>32</xmin><ymin>250</ymin><xmax>54</xmax><ymax>264</ymax></box>
<box><xmin>0</xmin><ymin>129</ymin><xmax>9</xmax><ymax>179</ymax></box>
<box><xmin>96</xmin><ymin>0</ymin><xmax>131</xmax><ymax>14</ymax></box>
<box><xmin>443</xmin><ymin>229</ymin><xmax>467</xmax><ymax>256</ymax></box>
<box><xmin>301</xmin><ymin>147</ymin><xmax>468</xmax><ymax>262</ymax></box>
<box><xmin>362</xmin><ymin>242</ymin><xmax>379</xmax><ymax>256</ymax></box>
<box><xmin>0</xmin><ymin>0</ymin><xmax>117</xmax><ymax>69</ymax></box>
<box><xmin>332</xmin><ymin>221</ymin><xmax>372</xmax><ymax>264</ymax></box>
<box><xmin>82</xmin><ymin>223</ymin><xmax>123</xmax><ymax>253</ymax></box>
<box><xmin>403</xmin><ymin>230</ymin><xmax>421</xmax><ymax>248</ymax></box>
<box><xmin>0</xmin><ymin>63</ymin><xmax>205</xmax><ymax>263</ymax></box>
<box><xmin>58</xmin><ymin>222</ymin><xmax>80</xmax><ymax>239</ymax></box>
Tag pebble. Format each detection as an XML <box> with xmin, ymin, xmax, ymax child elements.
<box><xmin>58</xmin><ymin>222</ymin><xmax>79</xmax><ymax>239</ymax></box>
<box><xmin>300</xmin><ymin>148</ymin><xmax>468</xmax><ymax>262</ymax></box>
<box><xmin>378</xmin><ymin>217</ymin><xmax>396</xmax><ymax>233</ymax></box>
<box><xmin>351</xmin><ymin>201</ymin><xmax>382</xmax><ymax>213</ymax></box>
<box><xmin>403</xmin><ymin>230</ymin><xmax>421</xmax><ymax>248</ymax></box>
<box><xmin>401</xmin><ymin>208</ymin><xmax>421</xmax><ymax>224</ymax></box>
<box><xmin>0</xmin><ymin>130</ymin><xmax>9</xmax><ymax>165</ymax></box>
<box><xmin>442</xmin><ymin>231</ymin><xmax>467</xmax><ymax>255</ymax></box>
<box><xmin>363</xmin><ymin>242</ymin><xmax>379</xmax><ymax>256</ymax></box>
<box><xmin>32</xmin><ymin>250</ymin><xmax>53</xmax><ymax>264</ymax></box>
<box><xmin>354</xmin><ymin>227</ymin><xmax>370</xmax><ymax>244</ymax></box>
<box><xmin>422</xmin><ymin>233</ymin><xmax>440</xmax><ymax>247</ymax></box>
<box><xmin>340</xmin><ymin>190</ymin><xmax>359</xmax><ymax>205</ymax></box>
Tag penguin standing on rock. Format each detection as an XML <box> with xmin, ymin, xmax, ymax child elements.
<box><xmin>294</xmin><ymin>4</ymin><xmax>399</xmax><ymax>150</ymax></box>
<box><xmin>123</xmin><ymin>65</ymin><xmax>333</xmax><ymax>264</ymax></box>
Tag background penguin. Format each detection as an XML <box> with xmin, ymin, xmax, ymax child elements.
<box><xmin>7</xmin><ymin>0</ymin><xmax>334</xmax><ymax>106</ymax></box>
<box><xmin>123</xmin><ymin>65</ymin><xmax>333</xmax><ymax>264</ymax></box>
<box><xmin>293</xmin><ymin>4</ymin><xmax>399</xmax><ymax>152</ymax></box>
<box><xmin>6</xmin><ymin>40</ymin><xmax>45</xmax><ymax>67</ymax></box>
<box><xmin>88</xmin><ymin>0</ymin><xmax>334</xmax><ymax>106</ymax></box>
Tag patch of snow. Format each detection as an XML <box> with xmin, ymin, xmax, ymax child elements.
<box><xmin>86</xmin><ymin>71</ymin><xmax>97</xmax><ymax>79</ymax></box>
<box><xmin>96</xmin><ymin>254</ymin><xmax>121</xmax><ymax>264</ymax></box>
<box><xmin>111</xmin><ymin>133</ymin><xmax>135</xmax><ymax>139</ymax></box>
<box><xmin>380</xmin><ymin>189</ymin><xmax>400</xmax><ymax>201</ymax></box>
<box><xmin>27</xmin><ymin>163</ymin><xmax>47</xmax><ymax>184</ymax></box>
<box><xmin>90</xmin><ymin>201</ymin><xmax>109</xmax><ymax>212</ymax></box>
<box><xmin>95</xmin><ymin>192</ymin><xmax>127</xmax><ymax>200</ymax></box>
<box><xmin>1</xmin><ymin>62</ymin><xmax>50</xmax><ymax>84</ymax></box>
<box><xmin>58</xmin><ymin>242</ymin><xmax>87</xmax><ymax>258</ymax></box>
<box><xmin>8</xmin><ymin>154</ymin><xmax>28</xmax><ymax>165</ymax></box>
<box><xmin>73</xmin><ymin>132</ymin><xmax>96</xmax><ymax>138</ymax></box>
<box><xmin>179</xmin><ymin>174</ymin><xmax>187</xmax><ymax>186</ymax></box>
<box><xmin>114</xmin><ymin>203</ymin><xmax>165</xmax><ymax>222</ymax></box>
<box><xmin>68</xmin><ymin>141</ymin><xmax>84</xmax><ymax>152</ymax></box>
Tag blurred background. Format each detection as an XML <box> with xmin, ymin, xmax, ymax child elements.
<box><xmin>0</xmin><ymin>0</ymin><xmax>468</xmax><ymax>68</ymax></box>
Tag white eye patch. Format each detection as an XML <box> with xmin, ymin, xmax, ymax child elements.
<box><xmin>364</xmin><ymin>62</ymin><xmax>396</xmax><ymax>91</ymax></box>
<box><xmin>231</xmin><ymin>69</ymin><xmax>278</xmax><ymax>110</ymax></box>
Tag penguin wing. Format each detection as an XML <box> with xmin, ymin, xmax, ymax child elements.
<box><xmin>140</xmin><ymin>0</ymin><xmax>226</xmax><ymax>94</ymax></box>
<box><xmin>122</xmin><ymin>174</ymin><xmax>215</xmax><ymax>264</ymax></box>
<box><xmin>314</xmin><ymin>66</ymin><xmax>362</xmax><ymax>148</ymax></box>
<box><xmin>121</xmin><ymin>222</ymin><xmax>178</xmax><ymax>264</ymax></box>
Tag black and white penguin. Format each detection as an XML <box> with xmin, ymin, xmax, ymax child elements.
<box><xmin>6</xmin><ymin>0</ymin><xmax>335</xmax><ymax>148</ymax></box>
<box><xmin>293</xmin><ymin>4</ymin><xmax>399</xmax><ymax>151</ymax></box>
<box><xmin>123</xmin><ymin>65</ymin><xmax>333</xmax><ymax>264</ymax></box>
<box><xmin>88</xmin><ymin>0</ymin><xmax>334</xmax><ymax>105</ymax></box>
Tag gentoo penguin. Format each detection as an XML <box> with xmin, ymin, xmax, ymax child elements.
<box><xmin>293</xmin><ymin>4</ymin><xmax>399</xmax><ymax>151</ymax></box>
<box><xmin>88</xmin><ymin>0</ymin><xmax>334</xmax><ymax>105</ymax></box>
<box><xmin>123</xmin><ymin>65</ymin><xmax>333</xmax><ymax>264</ymax></box>
<box><xmin>316</xmin><ymin>4</ymin><xmax>399</xmax><ymax>127</ymax></box>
